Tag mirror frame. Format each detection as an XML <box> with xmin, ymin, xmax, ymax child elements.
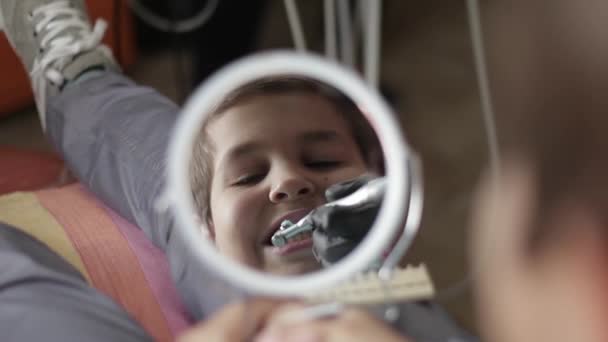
<box><xmin>168</xmin><ymin>51</ymin><xmax>414</xmax><ymax>297</ymax></box>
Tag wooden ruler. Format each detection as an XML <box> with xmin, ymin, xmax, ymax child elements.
<box><xmin>306</xmin><ymin>264</ymin><xmax>435</xmax><ymax>305</ymax></box>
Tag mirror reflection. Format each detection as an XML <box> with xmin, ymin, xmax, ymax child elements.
<box><xmin>188</xmin><ymin>76</ymin><xmax>384</xmax><ymax>275</ymax></box>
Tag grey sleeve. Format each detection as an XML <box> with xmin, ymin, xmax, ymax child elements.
<box><xmin>0</xmin><ymin>223</ymin><xmax>152</xmax><ymax>342</ymax></box>
<box><xmin>44</xmin><ymin>72</ymin><xmax>237</xmax><ymax>319</ymax></box>
<box><xmin>380</xmin><ymin>301</ymin><xmax>479</xmax><ymax>342</ymax></box>
<box><xmin>46</xmin><ymin>72</ymin><xmax>176</xmax><ymax>251</ymax></box>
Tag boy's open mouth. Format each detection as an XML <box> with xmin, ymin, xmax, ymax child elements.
<box><xmin>269</xmin><ymin>230</ymin><xmax>313</xmax><ymax>255</ymax></box>
<box><xmin>263</xmin><ymin>228</ymin><xmax>313</xmax><ymax>245</ymax></box>
<box><xmin>262</xmin><ymin>208</ymin><xmax>316</xmax><ymax>255</ymax></box>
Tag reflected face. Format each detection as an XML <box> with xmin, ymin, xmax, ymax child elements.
<box><xmin>207</xmin><ymin>93</ymin><xmax>369</xmax><ymax>275</ymax></box>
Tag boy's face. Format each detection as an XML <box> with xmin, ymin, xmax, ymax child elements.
<box><xmin>206</xmin><ymin>93</ymin><xmax>370</xmax><ymax>275</ymax></box>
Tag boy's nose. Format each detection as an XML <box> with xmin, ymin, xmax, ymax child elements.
<box><xmin>269</xmin><ymin>177</ymin><xmax>316</xmax><ymax>203</ymax></box>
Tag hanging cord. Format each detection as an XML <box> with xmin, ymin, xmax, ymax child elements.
<box><xmin>467</xmin><ymin>0</ymin><xmax>500</xmax><ymax>178</ymax></box>
<box><xmin>336</xmin><ymin>0</ymin><xmax>355</xmax><ymax>68</ymax></box>
<box><xmin>436</xmin><ymin>0</ymin><xmax>501</xmax><ymax>302</ymax></box>
<box><xmin>351</xmin><ymin>0</ymin><xmax>365</xmax><ymax>67</ymax></box>
<box><xmin>170</xmin><ymin>38</ymin><xmax>188</xmax><ymax>105</ymax></box>
<box><xmin>127</xmin><ymin>0</ymin><xmax>218</xmax><ymax>33</ymax></box>
<box><xmin>354</xmin><ymin>0</ymin><xmax>366</xmax><ymax>34</ymax></box>
<box><xmin>362</xmin><ymin>0</ymin><xmax>382</xmax><ymax>89</ymax></box>
<box><xmin>324</xmin><ymin>0</ymin><xmax>337</xmax><ymax>60</ymax></box>
<box><xmin>283</xmin><ymin>0</ymin><xmax>308</xmax><ymax>52</ymax></box>
<box><xmin>113</xmin><ymin>0</ymin><xmax>122</xmax><ymax>66</ymax></box>
<box><xmin>168</xmin><ymin>1</ymin><xmax>190</xmax><ymax>104</ymax></box>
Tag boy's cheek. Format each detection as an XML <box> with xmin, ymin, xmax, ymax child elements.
<box><xmin>212</xmin><ymin>192</ymin><xmax>268</xmax><ymax>265</ymax></box>
<box><xmin>213</xmin><ymin>228</ymin><xmax>263</xmax><ymax>269</ymax></box>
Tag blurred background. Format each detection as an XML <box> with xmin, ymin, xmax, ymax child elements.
<box><xmin>0</xmin><ymin>0</ymin><xmax>487</xmax><ymax>332</ymax></box>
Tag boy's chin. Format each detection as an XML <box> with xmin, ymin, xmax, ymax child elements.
<box><xmin>262</xmin><ymin>251</ymin><xmax>322</xmax><ymax>276</ymax></box>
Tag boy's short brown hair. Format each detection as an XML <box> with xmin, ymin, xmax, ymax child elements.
<box><xmin>189</xmin><ymin>76</ymin><xmax>383</xmax><ymax>224</ymax></box>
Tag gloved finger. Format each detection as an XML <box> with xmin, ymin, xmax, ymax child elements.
<box><xmin>312</xmin><ymin>231</ymin><xmax>360</xmax><ymax>265</ymax></box>
<box><xmin>325</xmin><ymin>174</ymin><xmax>377</xmax><ymax>201</ymax></box>
<box><xmin>309</xmin><ymin>205</ymin><xmax>379</xmax><ymax>239</ymax></box>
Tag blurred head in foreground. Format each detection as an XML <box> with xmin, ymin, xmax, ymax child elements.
<box><xmin>471</xmin><ymin>1</ymin><xmax>608</xmax><ymax>341</ymax></box>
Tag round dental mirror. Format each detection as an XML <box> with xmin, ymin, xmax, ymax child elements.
<box><xmin>168</xmin><ymin>51</ymin><xmax>419</xmax><ymax>299</ymax></box>
<box><xmin>189</xmin><ymin>74</ymin><xmax>384</xmax><ymax>275</ymax></box>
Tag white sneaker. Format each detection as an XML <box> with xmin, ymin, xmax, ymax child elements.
<box><xmin>0</xmin><ymin>0</ymin><xmax>119</xmax><ymax>130</ymax></box>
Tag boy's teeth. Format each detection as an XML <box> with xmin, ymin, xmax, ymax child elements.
<box><xmin>286</xmin><ymin>231</ymin><xmax>313</xmax><ymax>244</ymax></box>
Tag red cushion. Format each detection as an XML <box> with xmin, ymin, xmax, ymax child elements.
<box><xmin>0</xmin><ymin>147</ymin><xmax>64</xmax><ymax>195</ymax></box>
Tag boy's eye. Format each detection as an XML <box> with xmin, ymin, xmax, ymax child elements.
<box><xmin>306</xmin><ymin>160</ymin><xmax>343</xmax><ymax>170</ymax></box>
<box><xmin>232</xmin><ymin>174</ymin><xmax>264</xmax><ymax>186</ymax></box>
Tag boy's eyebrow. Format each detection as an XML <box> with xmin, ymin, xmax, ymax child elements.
<box><xmin>218</xmin><ymin>130</ymin><xmax>345</xmax><ymax>170</ymax></box>
<box><xmin>297</xmin><ymin>130</ymin><xmax>342</xmax><ymax>143</ymax></box>
<box><xmin>222</xmin><ymin>142</ymin><xmax>263</xmax><ymax>164</ymax></box>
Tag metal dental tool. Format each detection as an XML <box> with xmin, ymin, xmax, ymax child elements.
<box><xmin>271</xmin><ymin>217</ymin><xmax>315</xmax><ymax>248</ymax></box>
<box><xmin>271</xmin><ymin>177</ymin><xmax>387</xmax><ymax>248</ymax></box>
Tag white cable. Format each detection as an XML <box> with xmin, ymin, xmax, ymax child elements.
<box><xmin>324</xmin><ymin>0</ymin><xmax>337</xmax><ymax>60</ymax></box>
<box><xmin>466</xmin><ymin>0</ymin><xmax>500</xmax><ymax>178</ymax></box>
<box><xmin>432</xmin><ymin>0</ymin><xmax>501</xmax><ymax>303</ymax></box>
<box><xmin>355</xmin><ymin>0</ymin><xmax>367</xmax><ymax>30</ymax></box>
<box><xmin>0</xmin><ymin>7</ymin><xmax>4</xmax><ymax>31</ymax></box>
<box><xmin>337</xmin><ymin>0</ymin><xmax>355</xmax><ymax>68</ymax></box>
<box><xmin>127</xmin><ymin>0</ymin><xmax>218</xmax><ymax>33</ymax></box>
<box><xmin>363</xmin><ymin>0</ymin><xmax>382</xmax><ymax>89</ymax></box>
<box><xmin>352</xmin><ymin>0</ymin><xmax>365</xmax><ymax>62</ymax></box>
<box><xmin>284</xmin><ymin>0</ymin><xmax>307</xmax><ymax>52</ymax></box>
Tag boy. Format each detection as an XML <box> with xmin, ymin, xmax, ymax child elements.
<box><xmin>0</xmin><ymin>0</ymin><xmax>473</xmax><ymax>341</ymax></box>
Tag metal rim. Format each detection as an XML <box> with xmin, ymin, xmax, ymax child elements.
<box><xmin>168</xmin><ymin>50</ymin><xmax>414</xmax><ymax>297</ymax></box>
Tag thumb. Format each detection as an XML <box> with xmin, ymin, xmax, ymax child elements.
<box><xmin>178</xmin><ymin>298</ymin><xmax>282</xmax><ymax>342</ymax></box>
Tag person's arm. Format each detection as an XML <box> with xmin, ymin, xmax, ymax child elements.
<box><xmin>45</xmin><ymin>72</ymin><xmax>235</xmax><ymax>319</ymax></box>
<box><xmin>47</xmin><ymin>72</ymin><xmax>176</xmax><ymax>250</ymax></box>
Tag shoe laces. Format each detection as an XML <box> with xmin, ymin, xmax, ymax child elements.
<box><xmin>29</xmin><ymin>0</ymin><xmax>109</xmax><ymax>128</ymax></box>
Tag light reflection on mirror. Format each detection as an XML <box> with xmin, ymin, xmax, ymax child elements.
<box><xmin>188</xmin><ymin>76</ymin><xmax>384</xmax><ymax>275</ymax></box>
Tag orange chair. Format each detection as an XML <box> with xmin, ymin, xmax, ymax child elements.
<box><xmin>0</xmin><ymin>147</ymin><xmax>68</xmax><ymax>195</ymax></box>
